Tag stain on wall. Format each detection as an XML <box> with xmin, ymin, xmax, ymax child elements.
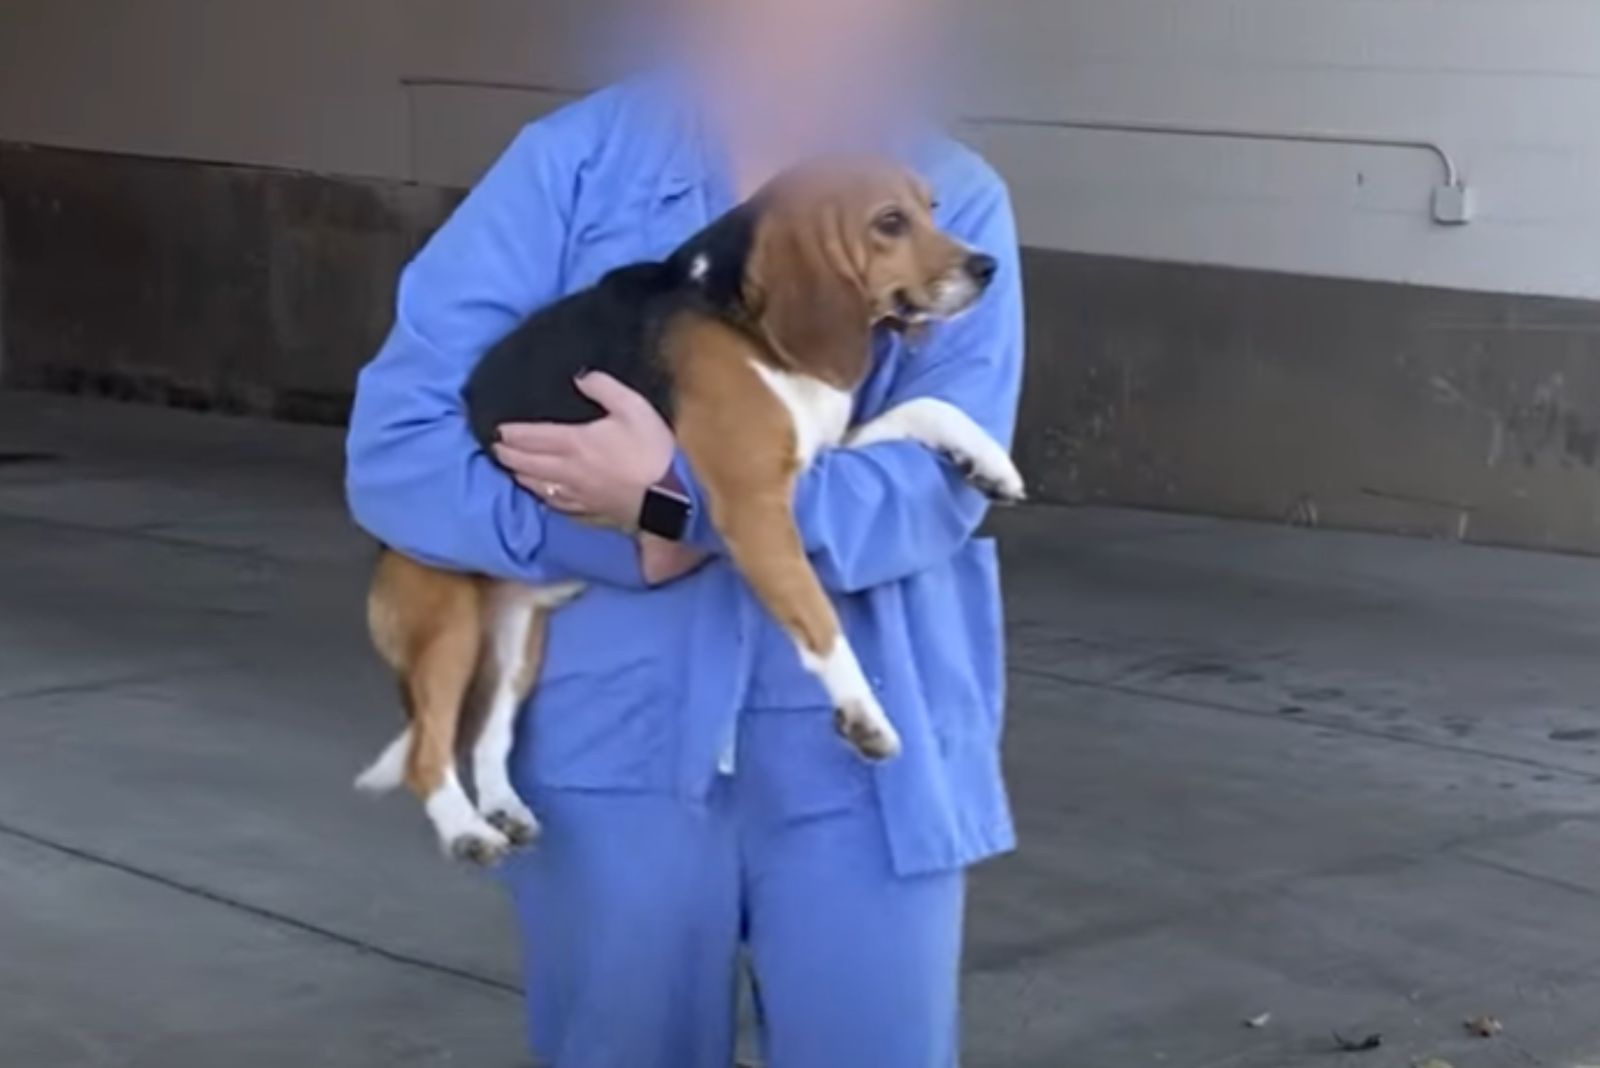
<box><xmin>0</xmin><ymin>143</ymin><xmax>459</xmax><ymax>422</ymax></box>
<box><xmin>1018</xmin><ymin>249</ymin><xmax>1600</xmax><ymax>553</ymax></box>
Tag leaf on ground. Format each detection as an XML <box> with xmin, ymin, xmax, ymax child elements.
<box><xmin>1463</xmin><ymin>1015</ymin><xmax>1503</xmax><ymax>1038</ymax></box>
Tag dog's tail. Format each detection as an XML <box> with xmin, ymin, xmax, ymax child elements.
<box><xmin>354</xmin><ymin>728</ymin><xmax>412</xmax><ymax>794</ymax></box>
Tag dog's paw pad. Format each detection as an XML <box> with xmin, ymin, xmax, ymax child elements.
<box><xmin>943</xmin><ymin>449</ymin><xmax>1026</xmax><ymax>505</ymax></box>
<box><xmin>834</xmin><ymin>707</ymin><xmax>903</xmax><ymax>762</ymax></box>
<box><xmin>449</xmin><ymin>829</ymin><xmax>511</xmax><ymax>867</ymax></box>
<box><xmin>485</xmin><ymin>809</ymin><xmax>541</xmax><ymax>849</ymax></box>
<box><xmin>973</xmin><ymin>472</ymin><xmax>1027</xmax><ymax>506</ymax></box>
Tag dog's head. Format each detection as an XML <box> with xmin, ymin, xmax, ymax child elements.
<box><xmin>688</xmin><ymin>157</ymin><xmax>997</xmax><ymax>383</ymax></box>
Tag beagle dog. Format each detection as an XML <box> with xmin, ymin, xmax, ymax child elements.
<box><xmin>357</xmin><ymin>158</ymin><xmax>1025</xmax><ymax>862</ymax></box>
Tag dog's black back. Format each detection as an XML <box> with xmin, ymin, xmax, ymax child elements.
<box><xmin>464</xmin><ymin>203</ymin><xmax>758</xmax><ymax>449</ymax></box>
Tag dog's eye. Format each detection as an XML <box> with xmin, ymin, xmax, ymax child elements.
<box><xmin>874</xmin><ymin>209</ymin><xmax>910</xmax><ymax>238</ymax></box>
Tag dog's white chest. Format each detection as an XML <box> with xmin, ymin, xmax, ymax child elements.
<box><xmin>749</xmin><ymin>363</ymin><xmax>853</xmax><ymax>467</ymax></box>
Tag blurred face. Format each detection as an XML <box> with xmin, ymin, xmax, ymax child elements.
<box><xmin>664</xmin><ymin>0</ymin><xmax>943</xmax><ymax>141</ymax></box>
<box><xmin>677</xmin><ymin>0</ymin><xmax>921</xmax><ymax>57</ymax></box>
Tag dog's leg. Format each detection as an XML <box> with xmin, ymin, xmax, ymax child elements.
<box><xmin>848</xmin><ymin>397</ymin><xmax>1025</xmax><ymax>504</ymax></box>
<box><xmin>402</xmin><ymin>619</ymin><xmax>513</xmax><ymax>865</ymax></box>
<box><xmin>468</xmin><ymin>580</ymin><xmax>585</xmax><ymax>847</ymax></box>
<box><xmin>717</xmin><ymin>495</ymin><xmax>900</xmax><ymax>760</ymax></box>
<box><xmin>367</xmin><ymin>554</ymin><xmax>509</xmax><ymax>863</ymax></box>
<box><xmin>470</xmin><ymin>583</ymin><xmax>542</xmax><ymax>847</ymax></box>
<box><xmin>667</xmin><ymin>313</ymin><xmax>900</xmax><ymax>761</ymax></box>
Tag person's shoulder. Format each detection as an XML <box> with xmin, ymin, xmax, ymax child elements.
<box><xmin>505</xmin><ymin>79</ymin><xmax>675</xmax><ymax>173</ymax></box>
<box><xmin>911</xmin><ymin>132</ymin><xmax>1009</xmax><ymax>210</ymax></box>
<box><xmin>501</xmin><ymin>82</ymin><xmax>633</xmax><ymax>163</ymax></box>
<box><xmin>906</xmin><ymin>131</ymin><xmax>1014</xmax><ymax>240</ymax></box>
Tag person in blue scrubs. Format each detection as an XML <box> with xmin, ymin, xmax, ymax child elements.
<box><xmin>345</xmin><ymin>1</ymin><xmax>1024</xmax><ymax>1064</ymax></box>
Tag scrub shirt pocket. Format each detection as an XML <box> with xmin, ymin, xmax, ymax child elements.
<box><xmin>735</xmin><ymin>708</ymin><xmax>877</xmax><ymax>826</ymax></box>
<box><xmin>515</xmin><ymin>581</ymin><xmax>685</xmax><ymax>793</ymax></box>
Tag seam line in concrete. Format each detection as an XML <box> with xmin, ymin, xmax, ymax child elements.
<box><xmin>989</xmin><ymin>516</ymin><xmax>1226</xmax><ymax>547</ymax></box>
<box><xmin>1011</xmin><ymin>663</ymin><xmax>1600</xmax><ymax>782</ymax></box>
<box><xmin>1457</xmin><ymin>851</ymin><xmax>1600</xmax><ymax>905</ymax></box>
<box><xmin>0</xmin><ymin>667</ymin><xmax>200</xmax><ymax>705</ymax></box>
<box><xmin>0</xmin><ymin>819</ymin><xmax>521</xmax><ymax>999</ymax></box>
<box><xmin>0</xmin><ymin>509</ymin><xmax>293</xmax><ymax>566</ymax></box>
<box><xmin>967</xmin><ymin>810</ymin><xmax>1600</xmax><ymax>977</ymax></box>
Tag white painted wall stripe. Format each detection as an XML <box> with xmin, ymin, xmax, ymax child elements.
<box><xmin>0</xmin><ymin>0</ymin><xmax>1595</xmax><ymax>298</ymax></box>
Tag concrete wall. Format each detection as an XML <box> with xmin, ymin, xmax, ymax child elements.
<box><xmin>0</xmin><ymin>0</ymin><xmax>583</xmax><ymax>186</ymax></box>
<box><xmin>6</xmin><ymin>139</ymin><xmax>1600</xmax><ymax>555</ymax></box>
<box><xmin>1017</xmin><ymin>249</ymin><xmax>1600</xmax><ymax>552</ymax></box>
<box><xmin>3</xmin><ymin>0</ymin><xmax>1600</xmax><ymax>552</ymax></box>
<box><xmin>957</xmin><ymin>0</ymin><xmax>1600</xmax><ymax>300</ymax></box>
<box><xmin>2</xmin><ymin>0</ymin><xmax>1597</xmax><ymax>297</ymax></box>
<box><xmin>0</xmin><ymin>144</ymin><xmax>458</xmax><ymax>423</ymax></box>
<box><xmin>0</xmin><ymin>1</ymin><xmax>407</xmax><ymax>178</ymax></box>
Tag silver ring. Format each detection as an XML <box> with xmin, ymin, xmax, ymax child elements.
<box><xmin>544</xmin><ymin>483</ymin><xmax>565</xmax><ymax>502</ymax></box>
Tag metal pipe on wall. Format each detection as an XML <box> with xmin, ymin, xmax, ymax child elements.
<box><xmin>397</xmin><ymin>77</ymin><xmax>1473</xmax><ymax>224</ymax></box>
<box><xmin>962</xmin><ymin>113</ymin><xmax>1472</xmax><ymax>225</ymax></box>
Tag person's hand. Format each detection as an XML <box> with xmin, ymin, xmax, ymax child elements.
<box><xmin>638</xmin><ymin>534</ymin><xmax>709</xmax><ymax>587</ymax></box>
<box><xmin>493</xmin><ymin>372</ymin><xmax>676</xmax><ymax>529</ymax></box>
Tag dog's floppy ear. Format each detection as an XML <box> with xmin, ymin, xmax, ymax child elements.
<box><xmin>744</xmin><ymin>195</ymin><xmax>871</xmax><ymax>383</ymax></box>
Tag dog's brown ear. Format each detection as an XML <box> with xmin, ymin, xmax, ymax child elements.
<box><xmin>745</xmin><ymin>197</ymin><xmax>871</xmax><ymax>386</ymax></box>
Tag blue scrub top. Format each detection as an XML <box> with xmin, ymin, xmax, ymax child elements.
<box><xmin>344</xmin><ymin>77</ymin><xmax>1024</xmax><ymax>876</ymax></box>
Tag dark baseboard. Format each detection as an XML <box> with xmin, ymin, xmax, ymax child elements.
<box><xmin>7</xmin><ymin>363</ymin><xmax>354</xmax><ymax>426</ymax></box>
<box><xmin>5</xmin><ymin>143</ymin><xmax>1600</xmax><ymax>553</ymax></box>
<box><xmin>1017</xmin><ymin>248</ymin><xmax>1600</xmax><ymax>554</ymax></box>
<box><xmin>0</xmin><ymin>141</ymin><xmax>459</xmax><ymax>424</ymax></box>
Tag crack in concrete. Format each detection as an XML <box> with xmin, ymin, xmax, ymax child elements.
<box><xmin>0</xmin><ymin>820</ymin><xmax>521</xmax><ymax>999</ymax></box>
<box><xmin>1011</xmin><ymin>663</ymin><xmax>1600</xmax><ymax>783</ymax></box>
<box><xmin>0</xmin><ymin>509</ymin><xmax>295</xmax><ymax>566</ymax></box>
<box><xmin>968</xmin><ymin>810</ymin><xmax>1600</xmax><ymax>977</ymax></box>
<box><xmin>1457</xmin><ymin>851</ymin><xmax>1600</xmax><ymax>905</ymax></box>
<box><xmin>0</xmin><ymin>667</ymin><xmax>204</xmax><ymax>705</ymax></box>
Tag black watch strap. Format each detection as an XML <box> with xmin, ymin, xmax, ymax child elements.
<box><xmin>639</xmin><ymin>484</ymin><xmax>693</xmax><ymax>541</ymax></box>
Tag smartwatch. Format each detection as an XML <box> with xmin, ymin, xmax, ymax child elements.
<box><xmin>639</xmin><ymin>483</ymin><xmax>693</xmax><ymax>541</ymax></box>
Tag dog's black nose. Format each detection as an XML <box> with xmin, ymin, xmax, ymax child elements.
<box><xmin>966</xmin><ymin>253</ymin><xmax>998</xmax><ymax>288</ymax></box>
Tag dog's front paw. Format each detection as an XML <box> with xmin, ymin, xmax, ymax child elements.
<box><xmin>835</xmin><ymin>700</ymin><xmax>902</xmax><ymax>762</ymax></box>
<box><xmin>947</xmin><ymin>446</ymin><xmax>1027</xmax><ymax>505</ymax></box>
<box><xmin>448</xmin><ymin>826</ymin><xmax>512</xmax><ymax>867</ymax></box>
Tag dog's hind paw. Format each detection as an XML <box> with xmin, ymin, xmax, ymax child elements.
<box><xmin>448</xmin><ymin>827</ymin><xmax>511</xmax><ymax>867</ymax></box>
<box><xmin>485</xmin><ymin>807</ymin><xmax>541</xmax><ymax>849</ymax></box>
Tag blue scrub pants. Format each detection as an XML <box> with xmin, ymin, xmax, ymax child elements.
<box><xmin>502</xmin><ymin>708</ymin><xmax>965</xmax><ymax>1067</ymax></box>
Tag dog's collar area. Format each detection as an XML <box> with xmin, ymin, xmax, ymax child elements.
<box><xmin>668</xmin><ymin>206</ymin><xmax>759</xmax><ymax>314</ymax></box>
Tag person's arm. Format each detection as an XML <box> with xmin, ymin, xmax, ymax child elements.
<box><xmin>345</xmin><ymin>107</ymin><xmax>647</xmax><ymax>587</ymax></box>
<box><xmin>674</xmin><ymin>169</ymin><xmax>1025</xmax><ymax>594</ymax></box>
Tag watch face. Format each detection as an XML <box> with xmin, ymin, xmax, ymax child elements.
<box><xmin>640</xmin><ymin>486</ymin><xmax>692</xmax><ymax>541</ymax></box>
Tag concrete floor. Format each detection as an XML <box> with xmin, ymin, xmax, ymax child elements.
<box><xmin>3</xmin><ymin>389</ymin><xmax>1600</xmax><ymax>1068</ymax></box>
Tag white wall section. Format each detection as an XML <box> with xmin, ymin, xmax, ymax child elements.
<box><xmin>953</xmin><ymin>0</ymin><xmax>1600</xmax><ymax>297</ymax></box>
<box><xmin>0</xmin><ymin>0</ymin><xmax>1595</xmax><ymax>297</ymax></box>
